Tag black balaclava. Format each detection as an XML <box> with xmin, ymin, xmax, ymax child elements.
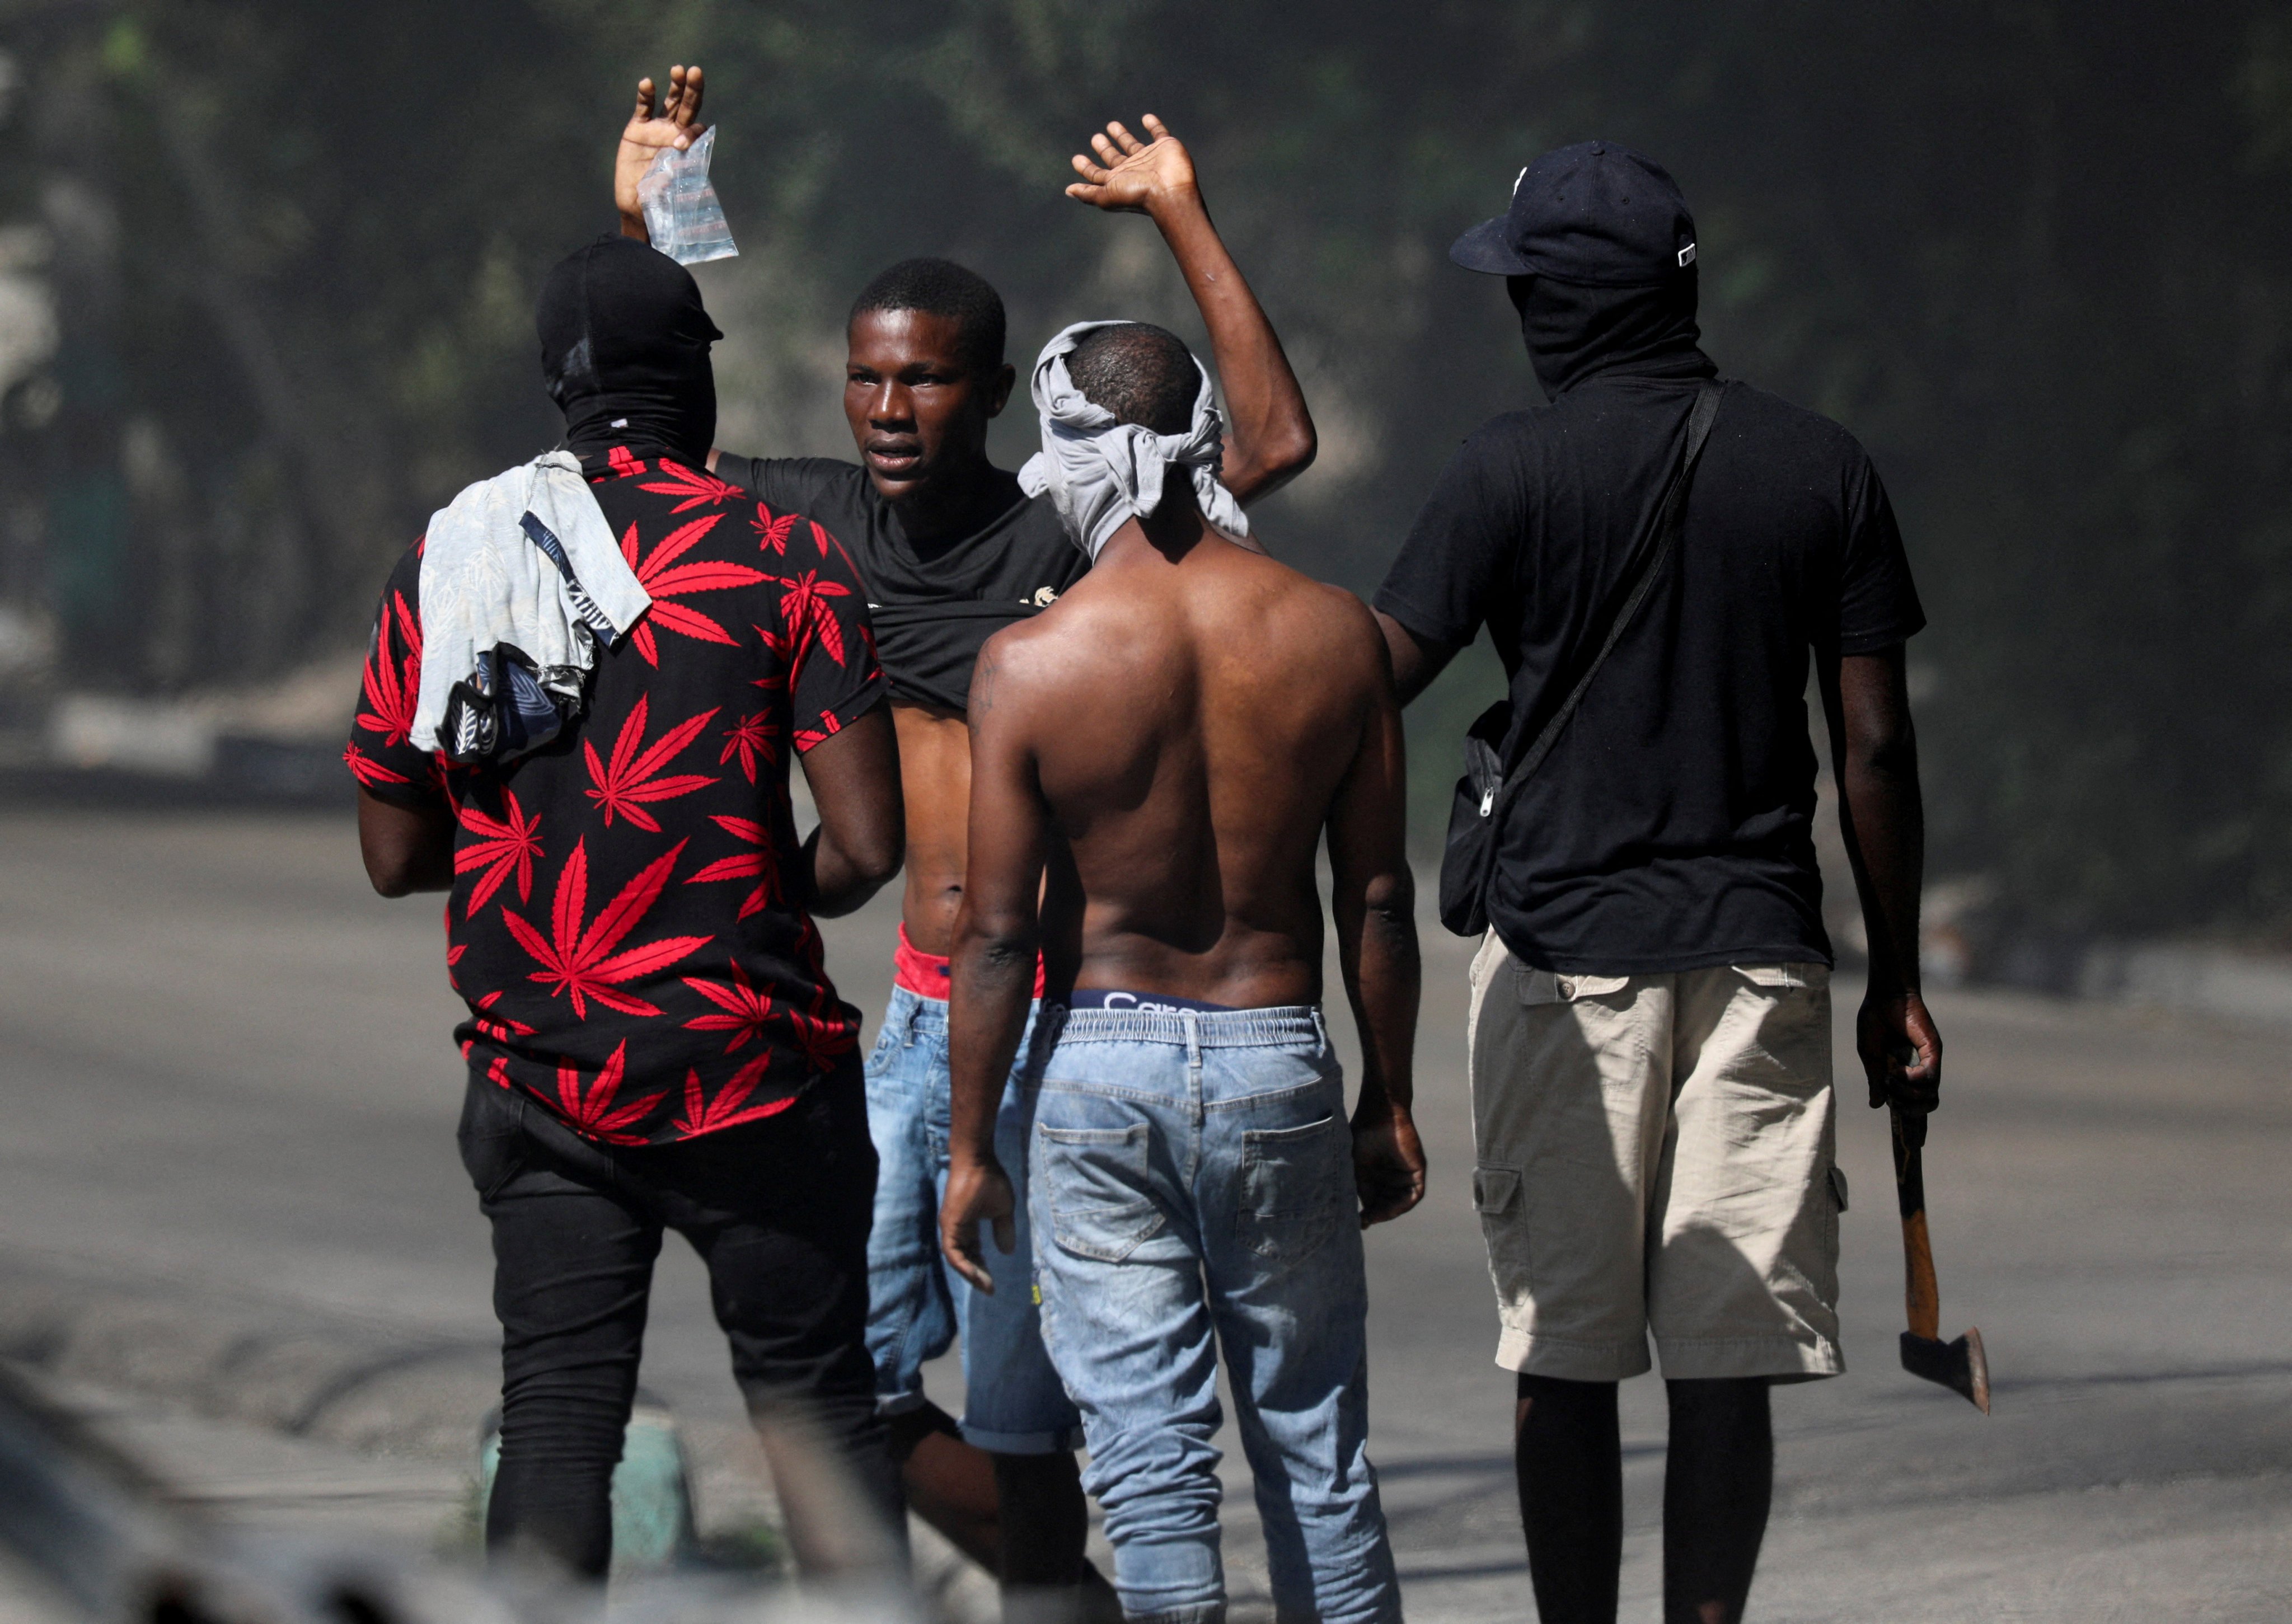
<box><xmin>1508</xmin><ymin>266</ymin><xmax>1714</xmax><ymax>399</ymax></box>
<box><xmin>537</xmin><ymin>235</ymin><xmax>722</xmax><ymax>463</ymax></box>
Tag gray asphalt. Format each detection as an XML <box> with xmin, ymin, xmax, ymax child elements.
<box><xmin>1</xmin><ymin>806</ymin><xmax>2288</xmax><ymax>1620</ymax></box>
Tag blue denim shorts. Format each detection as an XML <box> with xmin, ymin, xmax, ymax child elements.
<box><xmin>863</xmin><ymin>983</ymin><xmax>1083</xmax><ymax>1454</ymax></box>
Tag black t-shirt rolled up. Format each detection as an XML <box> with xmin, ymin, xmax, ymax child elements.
<box><xmin>715</xmin><ymin>456</ymin><xmax>1089</xmax><ymax>714</ymax></box>
<box><xmin>1377</xmin><ymin>372</ymin><xmax>1925</xmax><ymax>975</ymax></box>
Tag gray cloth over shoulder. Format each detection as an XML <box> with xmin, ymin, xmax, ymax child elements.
<box><xmin>1016</xmin><ymin>321</ymin><xmax>1249</xmax><ymax>561</ymax></box>
<box><xmin>411</xmin><ymin>452</ymin><xmax>652</xmax><ymax>764</ymax></box>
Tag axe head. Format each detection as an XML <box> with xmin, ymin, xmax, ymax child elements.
<box><xmin>1900</xmin><ymin>1325</ymin><xmax>1990</xmax><ymax>1412</ymax></box>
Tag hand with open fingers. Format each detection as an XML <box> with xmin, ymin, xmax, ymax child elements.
<box><xmin>940</xmin><ymin>1152</ymin><xmax>1018</xmax><ymax>1294</ymax></box>
<box><xmin>1859</xmin><ymin>985</ymin><xmax>1943</xmax><ymax>1116</ymax></box>
<box><xmin>1065</xmin><ymin>114</ymin><xmax>1199</xmax><ymax>218</ymax></box>
<box><xmin>615</xmin><ymin>65</ymin><xmax>708</xmax><ymax>229</ymax></box>
<box><xmin>1352</xmin><ymin>1105</ymin><xmax>1428</xmax><ymax>1227</ymax></box>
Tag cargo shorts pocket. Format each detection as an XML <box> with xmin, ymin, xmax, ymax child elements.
<box><xmin>1517</xmin><ymin>969</ymin><xmax>1634</xmax><ymax>1006</ymax></box>
<box><xmin>1039</xmin><ymin>1123</ymin><xmax>1164</xmax><ymax>1262</ymax></box>
<box><xmin>1732</xmin><ymin>963</ymin><xmax>1831</xmax><ymax>991</ymax></box>
<box><xmin>1728</xmin><ymin>963</ymin><xmax>1835</xmax><ymax>1080</ymax></box>
<box><xmin>1473</xmin><ymin>1164</ymin><xmax>1531</xmax><ymax>1297</ymax></box>
<box><xmin>1238</xmin><ymin>1115</ymin><xmax>1349</xmax><ymax>1262</ymax></box>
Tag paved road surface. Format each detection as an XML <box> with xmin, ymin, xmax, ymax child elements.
<box><xmin>1</xmin><ymin>807</ymin><xmax>2287</xmax><ymax>1620</ymax></box>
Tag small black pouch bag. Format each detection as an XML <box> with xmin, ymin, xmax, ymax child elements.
<box><xmin>1437</xmin><ymin>380</ymin><xmax>1725</xmax><ymax>937</ymax></box>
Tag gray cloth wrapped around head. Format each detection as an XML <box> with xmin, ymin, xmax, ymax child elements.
<box><xmin>1016</xmin><ymin>321</ymin><xmax>1250</xmax><ymax>561</ymax></box>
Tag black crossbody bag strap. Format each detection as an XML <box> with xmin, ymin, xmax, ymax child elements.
<box><xmin>1491</xmin><ymin>378</ymin><xmax>1723</xmax><ymax>810</ymax></box>
<box><xmin>1437</xmin><ymin>378</ymin><xmax>1724</xmax><ymax>937</ymax></box>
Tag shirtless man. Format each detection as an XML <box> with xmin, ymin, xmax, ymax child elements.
<box><xmin>941</xmin><ymin>322</ymin><xmax>1423</xmax><ymax>1624</ymax></box>
<box><xmin>616</xmin><ymin>69</ymin><xmax>1316</xmax><ymax>1608</ymax></box>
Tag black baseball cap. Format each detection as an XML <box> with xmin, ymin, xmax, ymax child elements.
<box><xmin>1450</xmin><ymin>140</ymin><xmax>1698</xmax><ymax>286</ymax></box>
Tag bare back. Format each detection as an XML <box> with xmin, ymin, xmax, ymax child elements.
<box><xmin>970</xmin><ymin>521</ymin><xmax>1395</xmax><ymax>1008</ymax></box>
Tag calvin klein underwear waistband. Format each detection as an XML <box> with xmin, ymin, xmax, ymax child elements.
<box><xmin>1064</xmin><ymin>988</ymin><xmax>1238</xmax><ymax>1015</ymax></box>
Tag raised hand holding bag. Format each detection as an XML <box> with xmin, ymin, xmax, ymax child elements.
<box><xmin>1437</xmin><ymin>380</ymin><xmax>1725</xmax><ymax>937</ymax></box>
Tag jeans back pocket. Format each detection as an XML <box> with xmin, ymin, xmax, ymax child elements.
<box><xmin>457</xmin><ymin>1074</ymin><xmax>529</xmax><ymax>1203</ymax></box>
<box><xmin>1237</xmin><ymin>1115</ymin><xmax>1349</xmax><ymax>1264</ymax></box>
<box><xmin>1039</xmin><ymin>1123</ymin><xmax>1164</xmax><ymax>1262</ymax></box>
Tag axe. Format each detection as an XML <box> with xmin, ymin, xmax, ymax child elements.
<box><xmin>1890</xmin><ymin>1104</ymin><xmax>1990</xmax><ymax>1412</ymax></box>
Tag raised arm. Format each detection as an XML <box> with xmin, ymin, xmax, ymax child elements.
<box><xmin>1324</xmin><ymin>623</ymin><xmax>1426</xmax><ymax>1224</ymax></box>
<box><xmin>1818</xmin><ymin>644</ymin><xmax>1943</xmax><ymax>1119</ymax></box>
<box><xmin>1066</xmin><ymin>116</ymin><xmax>1315</xmax><ymax>506</ymax></box>
<box><xmin>615</xmin><ymin>66</ymin><xmax>707</xmax><ymax>242</ymax></box>
<box><xmin>940</xmin><ymin>642</ymin><xmax>1053</xmax><ymax>1290</ymax></box>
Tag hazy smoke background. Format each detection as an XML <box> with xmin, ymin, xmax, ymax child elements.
<box><xmin>2</xmin><ymin>0</ymin><xmax>2288</xmax><ymax>967</ymax></box>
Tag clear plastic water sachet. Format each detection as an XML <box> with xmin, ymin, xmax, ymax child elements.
<box><xmin>638</xmin><ymin>126</ymin><xmax>738</xmax><ymax>266</ymax></box>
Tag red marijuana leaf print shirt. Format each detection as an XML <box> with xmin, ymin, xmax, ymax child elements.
<box><xmin>347</xmin><ymin>444</ymin><xmax>885</xmax><ymax>1144</ymax></box>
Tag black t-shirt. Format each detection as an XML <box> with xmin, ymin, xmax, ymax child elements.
<box><xmin>345</xmin><ymin>444</ymin><xmax>887</xmax><ymax>1144</ymax></box>
<box><xmin>715</xmin><ymin>456</ymin><xmax>1089</xmax><ymax>713</ymax></box>
<box><xmin>1377</xmin><ymin>372</ymin><xmax>1925</xmax><ymax>974</ymax></box>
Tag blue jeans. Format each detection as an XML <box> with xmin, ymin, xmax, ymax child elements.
<box><xmin>864</xmin><ymin>984</ymin><xmax>1084</xmax><ymax>1453</ymax></box>
<box><xmin>1028</xmin><ymin>1005</ymin><xmax>1401</xmax><ymax>1624</ymax></box>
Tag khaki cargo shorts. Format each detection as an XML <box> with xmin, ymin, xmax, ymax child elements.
<box><xmin>1465</xmin><ymin>931</ymin><xmax>1845</xmax><ymax>1383</ymax></box>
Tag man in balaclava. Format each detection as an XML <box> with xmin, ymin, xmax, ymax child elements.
<box><xmin>348</xmin><ymin>233</ymin><xmax>907</xmax><ymax>1579</ymax></box>
<box><xmin>1370</xmin><ymin>144</ymin><xmax>1941</xmax><ymax>1622</ymax></box>
<box><xmin>538</xmin><ymin>229</ymin><xmax>722</xmax><ymax>457</ymax></box>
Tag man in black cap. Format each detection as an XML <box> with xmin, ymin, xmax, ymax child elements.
<box><xmin>350</xmin><ymin>233</ymin><xmax>904</xmax><ymax>1578</ymax></box>
<box><xmin>1371</xmin><ymin>142</ymin><xmax>1942</xmax><ymax>1623</ymax></box>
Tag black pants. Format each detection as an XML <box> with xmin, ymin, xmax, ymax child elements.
<box><xmin>457</xmin><ymin>1066</ymin><xmax>896</xmax><ymax>1576</ymax></box>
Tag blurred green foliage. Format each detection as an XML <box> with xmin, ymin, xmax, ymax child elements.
<box><xmin>2</xmin><ymin>0</ymin><xmax>2288</xmax><ymax>945</ymax></box>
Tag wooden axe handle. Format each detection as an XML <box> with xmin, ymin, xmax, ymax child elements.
<box><xmin>1891</xmin><ymin>1106</ymin><xmax>1941</xmax><ymax>1343</ymax></box>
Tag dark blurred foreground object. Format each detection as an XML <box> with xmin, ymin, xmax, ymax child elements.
<box><xmin>0</xmin><ymin>1362</ymin><xmax>213</xmax><ymax>1624</ymax></box>
<box><xmin>0</xmin><ymin>1363</ymin><xmax>926</xmax><ymax>1623</ymax></box>
<box><xmin>1890</xmin><ymin>1108</ymin><xmax>1992</xmax><ymax>1413</ymax></box>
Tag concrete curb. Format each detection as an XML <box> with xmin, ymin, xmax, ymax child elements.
<box><xmin>0</xmin><ymin>1254</ymin><xmax>497</xmax><ymax>1462</ymax></box>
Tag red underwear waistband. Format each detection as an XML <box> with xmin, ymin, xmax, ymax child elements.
<box><xmin>893</xmin><ymin>923</ymin><xmax>1046</xmax><ymax>999</ymax></box>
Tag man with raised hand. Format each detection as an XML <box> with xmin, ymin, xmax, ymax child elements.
<box><xmin>617</xmin><ymin>68</ymin><xmax>1317</xmax><ymax>1613</ymax></box>
<box><xmin>941</xmin><ymin>322</ymin><xmax>1421</xmax><ymax>1624</ymax></box>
